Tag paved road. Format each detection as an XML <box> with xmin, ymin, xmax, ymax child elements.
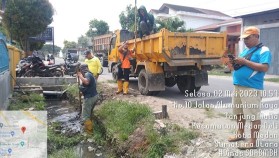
<box><xmin>97</xmin><ymin>64</ymin><xmax>279</xmax><ymax>118</ymax></box>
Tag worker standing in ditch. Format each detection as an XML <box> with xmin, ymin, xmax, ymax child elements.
<box><xmin>116</xmin><ymin>41</ymin><xmax>135</xmax><ymax>95</ymax></box>
<box><xmin>77</xmin><ymin>64</ymin><xmax>98</xmax><ymax>134</ymax></box>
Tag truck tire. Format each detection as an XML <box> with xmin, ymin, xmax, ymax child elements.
<box><xmin>138</xmin><ymin>69</ymin><xmax>154</xmax><ymax>96</ymax></box>
<box><xmin>177</xmin><ymin>76</ymin><xmax>199</xmax><ymax>94</ymax></box>
<box><xmin>165</xmin><ymin>77</ymin><xmax>176</xmax><ymax>87</ymax></box>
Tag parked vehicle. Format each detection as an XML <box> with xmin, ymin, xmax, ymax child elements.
<box><xmin>62</xmin><ymin>58</ymin><xmax>80</xmax><ymax>76</ymax></box>
<box><xmin>23</xmin><ymin>55</ymin><xmax>64</xmax><ymax>77</ymax></box>
<box><xmin>108</xmin><ymin>29</ymin><xmax>227</xmax><ymax>95</ymax></box>
<box><xmin>65</xmin><ymin>49</ymin><xmax>79</xmax><ymax>63</ymax></box>
<box><xmin>16</xmin><ymin>57</ymin><xmax>32</xmax><ymax>77</ymax></box>
<box><xmin>46</xmin><ymin>54</ymin><xmax>55</xmax><ymax>64</ymax></box>
<box><xmin>92</xmin><ymin>33</ymin><xmax>113</xmax><ymax>67</ymax></box>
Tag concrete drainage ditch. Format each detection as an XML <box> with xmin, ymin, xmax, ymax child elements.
<box><xmin>14</xmin><ymin>77</ymin><xmax>109</xmax><ymax>157</ymax></box>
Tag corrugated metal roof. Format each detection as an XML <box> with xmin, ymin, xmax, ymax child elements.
<box><xmin>194</xmin><ymin>18</ymin><xmax>241</xmax><ymax>31</ymax></box>
<box><xmin>236</xmin><ymin>8</ymin><xmax>279</xmax><ymax>18</ymax></box>
<box><xmin>156</xmin><ymin>3</ymin><xmax>231</xmax><ymax>18</ymax></box>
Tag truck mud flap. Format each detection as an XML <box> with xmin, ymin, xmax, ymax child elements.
<box><xmin>148</xmin><ymin>73</ymin><xmax>165</xmax><ymax>91</ymax></box>
<box><xmin>194</xmin><ymin>71</ymin><xmax>208</xmax><ymax>87</ymax></box>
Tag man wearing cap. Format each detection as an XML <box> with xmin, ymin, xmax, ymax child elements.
<box><xmin>228</xmin><ymin>26</ymin><xmax>272</xmax><ymax>150</ymax></box>
<box><xmin>84</xmin><ymin>50</ymin><xmax>102</xmax><ymax>80</ymax></box>
<box><xmin>77</xmin><ymin>64</ymin><xmax>98</xmax><ymax>134</ymax></box>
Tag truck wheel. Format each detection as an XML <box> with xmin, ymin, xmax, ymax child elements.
<box><xmin>165</xmin><ymin>77</ymin><xmax>176</xmax><ymax>87</ymax></box>
<box><xmin>138</xmin><ymin>69</ymin><xmax>153</xmax><ymax>95</ymax></box>
<box><xmin>177</xmin><ymin>76</ymin><xmax>196</xmax><ymax>94</ymax></box>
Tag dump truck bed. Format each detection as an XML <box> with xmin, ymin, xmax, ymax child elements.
<box><xmin>126</xmin><ymin>29</ymin><xmax>226</xmax><ymax>67</ymax></box>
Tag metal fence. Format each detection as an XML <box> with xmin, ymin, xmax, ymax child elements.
<box><xmin>0</xmin><ymin>34</ymin><xmax>9</xmax><ymax>74</ymax></box>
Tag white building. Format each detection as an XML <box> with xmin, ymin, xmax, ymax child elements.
<box><xmin>150</xmin><ymin>3</ymin><xmax>233</xmax><ymax>30</ymax></box>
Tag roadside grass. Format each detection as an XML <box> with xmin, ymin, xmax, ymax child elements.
<box><xmin>49</xmin><ymin>148</ymin><xmax>77</xmax><ymax>158</ymax></box>
<box><xmin>65</xmin><ymin>83</ymin><xmax>79</xmax><ymax>97</ymax></box>
<box><xmin>217</xmin><ymin>112</ymin><xmax>226</xmax><ymax>117</ymax></box>
<box><xmin>106</xmin><ymin>79</ymin><xmax>117</xmax><ymax>83</ymax></box>
<box><xmin>95</xmin><ymin>100</ymin><xmax>199</xmax><ymax>157</ymax></box>
<box><xmin>146</xmin><ymin>123</ymin><xmax>199</xmax><ymax>157</ymax></box>
<box><xmin>208</xmin><ymin>69</ymin><xmax>232</xmax><ymax>76</ymax></box>
<box><xmin>8</xmin><ymin>92</ymin><xmax>46</xmax><ymax>110</ymax></box>
<box><xmin>96</xmin><ymin>100</ymin><xmax>152</xmax><ymax>141</ymax></box>
<box><xmin>265</xmin><ymin>78</ymin><xmax>279</xmax><ymax>83</ymax></box>
<box><xmin>66</xmin><ymin>81</ymin><xmax>104</xmax><ymax>97</ymax></box>
<box><xmin>47</xmin><ymin>122</ymin><xmax>84</xmax><ymax>154</ymax></box>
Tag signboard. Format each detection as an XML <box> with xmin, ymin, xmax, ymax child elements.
<box><xmin>29</xmin><ymin>27</ymin><xmax>54</xmax><ymax>42</ymax></box>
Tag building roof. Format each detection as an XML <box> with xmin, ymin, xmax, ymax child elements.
<box><xmin>194</xmin><ymin>18</ymin><xmax>241</xmax><ymax>31</ymax></box>
<box><xmin>236</xmin><ymin>8</ymin><xmax>279</xmax><ymax>18</ymax></box>
<box><xmin>155</xmin><ymin>3</ymin><xmax>231</xmax><ymax>18</ymax></box>
<box><xmin>150</xmin><ymin>9</ymin><xmax>161</xmax><ymax>14</ymax></box>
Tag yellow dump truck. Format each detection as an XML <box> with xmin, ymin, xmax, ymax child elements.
<box><xmin>108</xmin><ymin>29</ymin><xmax>226</xmax><ymax>95</ymax></box>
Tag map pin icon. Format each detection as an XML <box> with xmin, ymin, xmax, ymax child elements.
<box><xmin>0</xmin><ymin>123</ymin><xmax>3</xmax><ymax>128</ymax></box>
<box><xmin>8</xmin><ymin>148</ymin><xmax>12</xmax><ymax>154</ymax></box>
<box><xmin>20</xmin><ymin>141</ymin><xmax>25</xmax><ymax>147</ymax></box>
<box><xmin>11</xmin><ymin>131</ymin><xmax>15</xmax><ymax>137</ymax></box>
<box><xmin>21</xmin><ymin>126</ymin><xmax>26</xmax><ymax>134</ymax></box>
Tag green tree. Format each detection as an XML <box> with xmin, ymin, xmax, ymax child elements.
<box><xmin>0</xmin><ymin>22</ymin><xmax>5</xmax><ymax>35</ymax></box>
<box><xmin>156</xmin><ymin>17</ymin><xmax>187</xmax><ymax>32</ymax></box>
<box><xmin>86</xmin><ymin>19</ymin><xmax>109</xmax><ymax>37</ymax></box>
<box><xmin>1</xmin><ymin>0</ymin><xmax>54</xmax><ymax>52</ymax></box>
<box><xmin>30</xmin><ymin>41</ymin><xmax>45</xmax><ymax>52</ymax></box>
<box><xmin>78</xmin><ymin>35</ymin><xmax>89</xmax><ymax>50</ymax></box>
<box><xmin>40</xmin><ymin>44</ymin><xmax>61</xmax><ymax>56</ymax></box>
<box><xmin>62</xmin><ymin>40</ymin><xmax>77</xmax><ymax>53</ymax></box>
<box><xmin>119</xmin><ymin>4</ymin><xmax>137</xmax><ymax>31</ymax></box>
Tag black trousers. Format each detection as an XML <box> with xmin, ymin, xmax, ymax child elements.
<box><xmin>117</xmin><ymin>68</ymin><xmax>130</xmax><ymax>81</ymax></box>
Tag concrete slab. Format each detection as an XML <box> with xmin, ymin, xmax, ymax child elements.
<box><xmin>16</xmin><ymin>77</ymin><xmax>77</xmax><ymax>86</ymax></box>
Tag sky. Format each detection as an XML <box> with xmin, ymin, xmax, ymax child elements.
<box><xmin>48</xmin><ymin>0</ymin><xmax>279</xmax><ymax>48</ymax></box>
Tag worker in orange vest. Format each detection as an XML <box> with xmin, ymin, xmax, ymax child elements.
<box><xmin>116</xmin><ymin>41</ymin><xmax>135</xmax><ymax>95</ymax></box>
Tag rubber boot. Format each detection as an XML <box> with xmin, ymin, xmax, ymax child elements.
<box><xmin>84</xmin><ymin>119</ymin><xmax>93</xmax><ymax>134</ymax></box>
<box><xmin>123</xmin><ymin>81</ymin><xmax>129</xmax><ymax>95</ymax></box>
<box><xmin>116</xmin><ymin>80</ymin><xmax>123</xmax><ymax>94</ymax></box>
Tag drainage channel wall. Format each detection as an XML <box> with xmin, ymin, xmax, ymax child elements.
<box><xmin>16</xmin><ymin>77</ymin><xmax>77</xmax><ymax>86</ymax></box>
<box><xmin>0</xmin><ymin>71</ymin><xmax>11</xmax><ymax>110</ymax></box>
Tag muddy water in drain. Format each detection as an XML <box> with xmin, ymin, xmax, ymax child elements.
<box><xmin>46</xmin><ymin>100</ymin><xmax>108</xmax><ymax>157</ymax></box>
